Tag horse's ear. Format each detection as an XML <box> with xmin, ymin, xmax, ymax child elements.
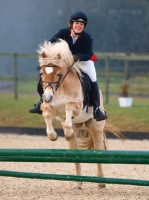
<box><xmin>41</xmin><ymin>52</ymin><xmax>47</xmax><ymax>58</ymax></box>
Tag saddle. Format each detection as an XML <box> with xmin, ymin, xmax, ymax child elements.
<box><xmin>77</xmin><ymin>71</ymin><xmax>94</xmax><ymax>112</ymax></box>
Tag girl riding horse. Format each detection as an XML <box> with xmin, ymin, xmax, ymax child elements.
<box><xmin>29</xmin><ymin>11</ymin><xmax>108</xmax><ymax>121</ymax></box>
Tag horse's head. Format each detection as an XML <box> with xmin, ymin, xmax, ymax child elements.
<box><xmin>40</xmin><ymin>64</ymin><xmax>62</xmax><ymax>103</ymax></box>
<box><xmin>37</xmin><ymin>39</ymin><xmax>79</xmax><ymax>103</ymax></box>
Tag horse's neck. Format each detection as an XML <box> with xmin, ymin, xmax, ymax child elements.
<box><xmin>61</xmin><ymin>68</ymin><xmax>78</xmax><ymax>85</ymax></box>
<box><xmin>56</xmin><ymin>67</ymin><xmax>83</xmax><ymax>99</ymax></box>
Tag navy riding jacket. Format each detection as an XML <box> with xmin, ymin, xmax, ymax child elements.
<box><xmin>49</xmin><ymin>27</ymin><xmax>93</xmax><ymax>61</ymax></box>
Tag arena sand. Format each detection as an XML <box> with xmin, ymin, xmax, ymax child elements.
<box><xmin>0</xmin><ymin>133</ymin><xmax>149</xmax><ymax>200</ymax></box>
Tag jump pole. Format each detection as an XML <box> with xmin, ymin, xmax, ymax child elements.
<box><xmin>0</xmin><ymin>149</ymin><xmax>149</xmax><ymax>186</ymax></box>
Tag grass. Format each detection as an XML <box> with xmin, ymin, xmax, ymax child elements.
<box><xmin>105</xmin><ymin>102</ymin><xmax>149</xmax><ymax>132</ymax></box>
<box><xmin>0</xmin><ymin>93</ymin><xmax>62</xmax><ymax>129</ymax></box>
<box><xmin>0</xmin><ymin>93</ymin><xmax>149</xmax><ymax>132</ymax></box>
<box><xmin>0</xmin><ymin>72</ymin><xmax>148</xmax><ymax>132</ymax></box>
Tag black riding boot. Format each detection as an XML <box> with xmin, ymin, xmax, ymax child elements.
<box><xmin>29</xmin><ymin>79</ymin><xmax>43</xmax><ymax>115</ymax></box>
<box><xmin>29</xmin><ymin>99</ymin><xmax>42</xmax><ymax>114</ymax></box>
<box><xmin>92</xmin><ymin>81</ymin><xmax>108</xmax><ymax>121</ymax></box>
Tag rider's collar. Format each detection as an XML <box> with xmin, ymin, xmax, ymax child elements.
<box><xmin>68</xmin><ymin>29</ymin><xmax>83</xmax><ymax>39</ymax></box>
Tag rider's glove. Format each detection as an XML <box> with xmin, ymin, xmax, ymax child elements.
<box><xmin>73</xmin><ymin>55</ymin><xmax>79</xmax><ymax>62</ymax></box>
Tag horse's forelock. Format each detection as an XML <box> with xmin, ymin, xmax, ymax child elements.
<box><xmin>37</xmin><ymin>39</ymin><xmax>82</xmax><ymax>77</ymax></box>
<box><xmin>37</xmin><ymin>39</ymin><xmax>74</xmax><ymax>68</ymax></box>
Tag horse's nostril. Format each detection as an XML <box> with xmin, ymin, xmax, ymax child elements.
<box><xmin>44</xmin><ymin>96</ymin><xmax>53</xmax><ymax>103</ymax></box>
<box><xmin>49</xmin><ymin>96</ymin><xmax>53</xmax><ymax>101</ymax></box>
<box><xmin>45</xmin><ymin>96</ymin><xmax>53</xmax><ymax>103</ymax></box>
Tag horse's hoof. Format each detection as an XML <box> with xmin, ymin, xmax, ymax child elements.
<box><xmin>64</xmin><ymin>128</ymin><xmax>74</xmax><ymax>141</ymax></box>
<box><xmin>47</xmin><ymin>132</ymin><xmax>58</xmax><ymax>141</ymax></box>
<box><xmin>74</xmin><ymin>182</ymin><xmax>82</xmax><ymax>190</ymax></box>
<box><xmin>98</xmin><ymin>184</ymin><xmax>106</xmax><ymax>189</ymax></box>
<box><xmin>74</xmin><ymin>186</ymin><xmax>82</xmax><ymax>190</ymax></box>
<box><xmin>65</xmin><ymin>132</ymin><xmax>74</xmax><ymax>141</ymax></box>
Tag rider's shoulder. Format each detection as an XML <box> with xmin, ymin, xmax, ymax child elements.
<box><xmin>82</xmin><ymin>30</ymin><xmax>92</xmax><ymax>40</ymax></box>
<box><xmin>58</xmin><ymin>27</ymin><xmax>70</xmax><ymax>34</ymax></box>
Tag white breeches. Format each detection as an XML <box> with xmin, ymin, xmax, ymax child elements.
<box><xmin>78</xmin><ymin>60</ymin><xmax>97</xmax><ymax>82</ymax></box>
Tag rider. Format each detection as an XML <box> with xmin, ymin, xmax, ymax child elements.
<box><xmin>29</xmin><ymin>11</ymin><xmax>108</xmax><ymax>121</ymax></box>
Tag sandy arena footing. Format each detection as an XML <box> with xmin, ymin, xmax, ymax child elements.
<box><xmin>0</xmin><ymin>133</ymin><xmax>149</xmax><ymax>200</ymax></box>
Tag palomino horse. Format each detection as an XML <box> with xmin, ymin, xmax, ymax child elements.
<box><xmin>38</xmin><ymin>39</ymin><xmax>123</xmax><ymax>189</ymax></box>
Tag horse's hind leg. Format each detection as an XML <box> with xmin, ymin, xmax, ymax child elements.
<box><xmin>86</xmin><ymin>119</ymin><xmax>106</xmax><ymax>189</ymax></box>
<box><xmin>65</xmin><ymin>124</ymin><xmax>82</xmax><ymax>189</ymax></box>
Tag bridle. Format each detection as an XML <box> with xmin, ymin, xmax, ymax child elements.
<box><xmin>41</xmin><ymin>65</ymin><xmax>62</xmax><ymax>93</ymax></box>
<box><xmin>38</xmin><ymin>62</ymin><xmax>74</xmax><ymax>94</ymax></box>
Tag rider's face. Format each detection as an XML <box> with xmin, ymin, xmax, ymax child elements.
<box><xmin>72</xmin><ymin>22</ymin><xmax>85</xmax><ymax>34</ymax></box>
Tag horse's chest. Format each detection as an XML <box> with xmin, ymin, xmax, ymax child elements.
<box><xmin>50</xmin><ymin>97</ymin><xmax>68</xmax><ymax>114</ymax></box>
<box><xmin>55</xmin><ymin>106</ymin><xmax>93</xmax><ymax>123</ymax></box>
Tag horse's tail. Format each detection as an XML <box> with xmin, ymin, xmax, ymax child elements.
<box><xmin>77</xmin><ymin>129</ymin><xmax>94</xmax><ymax>150</ymax></box>
<box><xmin>76</xmin><ymin>122</ymin><xmax>125</xmax><ymax>150</ymax></box>
<box><xmin>77</xmin><ymin>129</ymin><xmax>108</xmax><ymax>150</ymax></box>
<box><xmin>104</xmin><ymin>122</ymin><xmax>126</xmax><ymax>140</ymax></box>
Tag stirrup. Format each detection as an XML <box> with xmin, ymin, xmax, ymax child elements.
<box><xmin>94</xmin><ymin>108</ymin><xmax>108</xmax><ymax>121</ymax></box>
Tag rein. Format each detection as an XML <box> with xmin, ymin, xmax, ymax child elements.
<box><xmin>56</xmin><ymin>61</ymin><xmax>75</xmax><ymax>89</ymax></box>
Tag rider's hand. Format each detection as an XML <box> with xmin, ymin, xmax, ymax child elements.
<box><xmin>73</xmin><ymin>55</ymin><xmax>79</xmax><ymax>62</ymax></box>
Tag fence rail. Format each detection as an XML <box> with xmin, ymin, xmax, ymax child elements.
<box><xmin>0</xmin><ymin>149</ymin><xmax>149</xmax><ymax>186</ymax></box>
<box><xmin>0</xmin><ymin>52</ymin><xmax>149</xmax><ymax>102</ymax></box>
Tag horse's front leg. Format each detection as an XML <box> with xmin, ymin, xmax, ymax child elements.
<box><xmin>41</xmin><ymin>102</ymin><xmax>58</xmax><ymax>141</ymax></box>
<box><xmin>63</xmin><ymin>100</ymin><xmax>82</xmax><ymax>141</ymax></box>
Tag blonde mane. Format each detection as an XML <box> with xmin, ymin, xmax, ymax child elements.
<box><xmin>37</xmin><ymin>39</ymin><xmax>81</xmax><ymax>76</ymax></box>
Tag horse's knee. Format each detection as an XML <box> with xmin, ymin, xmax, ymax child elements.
<box><xmin>41</xmin><ymin>102</ymin><xmax>52</xmax><ymax>116</ymax></box>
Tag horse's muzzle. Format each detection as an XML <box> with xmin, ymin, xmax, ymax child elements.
<box><xmin>42</xmin><ymin>88</ymin><xmax>54</xmax><ymax>103</ymax></box>
<box><xmin>42</xmin><ymin>94</ymin><xmax>53</xmax><ymax>103</ymax></box>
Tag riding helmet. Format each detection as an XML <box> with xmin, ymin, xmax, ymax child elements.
<box><xmin>69</xmin><ymin>11</ymin><xmax>88</xmax><ymax>26</ymax></box>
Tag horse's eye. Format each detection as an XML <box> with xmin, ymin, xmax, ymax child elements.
<box><xmin>57</xmin><ymin>73</ymin><xmax>61</xmax><ymax>77</ymax></box>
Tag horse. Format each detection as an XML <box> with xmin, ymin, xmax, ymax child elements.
<box><xmin>37</xmin><ymin>39</ymin><xmax>123</xmax><ymax>189</ymax></box>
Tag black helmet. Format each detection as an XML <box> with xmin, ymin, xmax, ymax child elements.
<box><xmin>69</xmin><ymin>11</ymin><xmax>88</xmax><ymax>25</ymax></box>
